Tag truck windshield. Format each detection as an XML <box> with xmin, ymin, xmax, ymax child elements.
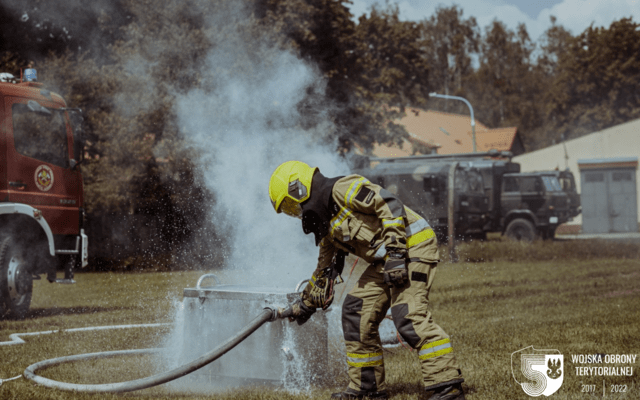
<box><xmin>12</xmin><ymin>103</ymin><xmax>69</xmax><ymax>168</ymax></box>
<box><xmin>541</xmin><ymin>176</ymin><xmax>563</xmax><ymax>191</ymax></box>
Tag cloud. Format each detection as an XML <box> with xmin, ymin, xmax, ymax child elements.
<box><xmin>541</xmin><ymin>0</ymin><xmax>639</xmax><ymax>36</ymax></box>
<box><xmin>347</xmin><ymin>0</ymin><xmax>371</xmax><ymax>19</ymax></box>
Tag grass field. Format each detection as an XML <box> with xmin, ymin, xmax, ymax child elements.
<box><xmin>0</xmin><ymin>240</ymin><xmax>639</xmax><ymax>399</ymax></box>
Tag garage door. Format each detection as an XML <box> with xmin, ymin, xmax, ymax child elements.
<box><xmin>581</xmin><ymin>169</ymin><xmax>638</xmax><ymax>233</ymax></box>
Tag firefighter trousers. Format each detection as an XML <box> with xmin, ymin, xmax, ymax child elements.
<box><xmin>341</xmin><ymin>260</ymin><xmax>463</xmax><ymax>392</ymax></box>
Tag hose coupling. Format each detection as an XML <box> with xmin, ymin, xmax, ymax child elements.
<box><xmin>264</xmin><ymin>306</ymin><xmax>293</xmax><ymax>321</ymax></box>
<box><xmin>264</xmin><ymin>307</ymin><xmax>278</xmax><ymax>321</ymax></box>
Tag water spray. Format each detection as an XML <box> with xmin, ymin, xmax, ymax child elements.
<box><xmin>18</xmin><ymin>274</ymin><xmax>327</xmax><ymax>394</ymax></box>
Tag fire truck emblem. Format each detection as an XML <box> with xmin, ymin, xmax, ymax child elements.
<box><xmin>35</xmin><ymin>165</ymin><xmax>54</xmax><ymax>191</ymax></box>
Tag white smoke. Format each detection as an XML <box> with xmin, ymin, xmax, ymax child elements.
<box><xmin>175</xmin><ymin>15</ymin><xmax>349</xmax><ymax>288</ymax></box>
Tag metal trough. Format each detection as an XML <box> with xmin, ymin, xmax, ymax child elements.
<box><xmin>179</xmin><ymin>274</ymin><xmax>334</xmax><ymax>388</ymax></box>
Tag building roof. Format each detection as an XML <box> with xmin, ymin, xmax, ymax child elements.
<box><xmin>370</xmin><ymin>108</ymin><xmax>521</xmax><ymax>157</ymax></box>
<box><xmin>578</xmin><ymin>157</ymin><xmax>638</xmax><ymax>169</ymax></box>
<box><xmin>371</xmin><ymin>139</ymin><xmax>415</xmax><ymax>158</ymax></box>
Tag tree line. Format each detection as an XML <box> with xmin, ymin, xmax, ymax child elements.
<box><xmin>1</xmin><ymin>0</ymin><xmax>639</xmax><ymax>269</ymax></box>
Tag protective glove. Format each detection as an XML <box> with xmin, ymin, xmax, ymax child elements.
<box><xmin>382</xmin><ymin>249</ymin><xmax>408</xmax><ymax>288</ymax></box>
<box><xmin>290</xmin><ymin>297</ymin><xmax>316</xmax><ymax>325</ymax></box>
<box><xmin>303</xmin><ymin>268</ymin><xmax>335</xmax><ymax>310</ymax></box>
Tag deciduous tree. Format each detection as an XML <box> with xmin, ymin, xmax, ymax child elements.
<box><xmin>465</xmin><ymin>21</ymin><xmax>545</xmax><ymax>150</ymax></box>
<box><xmin>421</xmin><ymin>6</ymin><xmax>479</xmax><ymax>98</ymax></box>
<box><xmin>545</xmin><ymin>18</ymin><xmax>640</xmax><ymax>142</ymax></box>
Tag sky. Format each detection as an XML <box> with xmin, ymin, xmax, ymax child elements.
<box><xmin>347</xmin><ymin>0</ymin><xmax>640</xmax><ymax>42</ymax></box>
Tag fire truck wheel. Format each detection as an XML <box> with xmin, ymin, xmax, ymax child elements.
<box><xmin>504</xmin><ymin>218</ymin><xmax>537</xmax><ymax>242</ymax></box>
<box><xmin>0</xmin><ymin>237</ymin><xmax>33</xmax><ymax>319</ymax></box>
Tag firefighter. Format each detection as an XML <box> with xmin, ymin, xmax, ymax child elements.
<box><xmin>268</xmin><ymin>161</ymin><xmax>465</xmax><ymax>400</ymax></box>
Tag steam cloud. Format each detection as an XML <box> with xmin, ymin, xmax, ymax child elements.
<box><xmin>176</xmin><ymin>7</ymin><xmax>349</xmax><ymax>287</ymax></box>
<box><xmin>164</xmin><ymin>18</ymin><xmax>352</xmax><ymax>386</ymax></box>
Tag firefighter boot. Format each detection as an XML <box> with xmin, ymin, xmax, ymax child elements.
<box><xmin>331</xmin><ymin>388</ymin><xmax>389</xmax><ymax>399</ymax></box>
<box><xmin>425</xmin><ymin>379</ymin><xmax>465</xmax><ymax>400</ymax></box>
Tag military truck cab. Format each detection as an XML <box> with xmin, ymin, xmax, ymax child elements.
<box><xmin>0</xmin><ymin>70</ymin><xmax>88</xmax><ymax>318</ymax></box>
<box><xmin>501</xmin><ymin>173</ymin><xmax>572</xmax><ymax>240</ymax></box>
<box><xmin>553</xmin><ymin>169</ymin><xmax>581</xmax><ymax>218</ymax></box>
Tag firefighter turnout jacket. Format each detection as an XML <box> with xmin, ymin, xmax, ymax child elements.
<box><xmin>315</xmin><ymin>175</ymin><xmax>438</xmax><ymax>270</ymax></box>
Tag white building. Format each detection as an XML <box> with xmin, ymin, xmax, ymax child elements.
<box><xmin>514</xmin><ymin>118</ymin><xmax>640</xmax><ymax>230</ymax></box>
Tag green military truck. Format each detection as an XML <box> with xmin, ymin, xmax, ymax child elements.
<box><xmin>352</xmin><ymin>151</ymin><xmax>580</xmax><ymax>241</ymax></box>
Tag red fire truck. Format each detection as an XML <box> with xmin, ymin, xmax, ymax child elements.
<box><xmin>0</xmin><ymin>69</ymin><xmax>88</xmax><ymax>318</ymax></box>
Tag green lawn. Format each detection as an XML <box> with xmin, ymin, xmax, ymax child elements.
<box><xmin>0</xmin><ymin>254</ymin><xmax>638</xmax><ymax>399</ymax></box>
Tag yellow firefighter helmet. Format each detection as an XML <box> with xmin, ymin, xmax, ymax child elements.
<box><xmin>269</xmin><ymin>161</ymin><xmax>317</xmax><ymax>218</ymax></box>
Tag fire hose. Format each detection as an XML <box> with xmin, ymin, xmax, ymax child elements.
<box><xmin>22</xmin><ymin>306</ymin><xmax>292</xmax><ymax>393</ymax></box>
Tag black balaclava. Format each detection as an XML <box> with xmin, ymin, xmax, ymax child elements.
<box><xmin>300</xmin><ymin>170</ymin><xmax>342</xmax><ymax>245</ymax></box>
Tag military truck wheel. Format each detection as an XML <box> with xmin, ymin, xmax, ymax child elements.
<box><xmin>505</xmin><ymin>218</ymin><xmax>537</xmax><ymax>242</ymax></box>
<box><xmin>0</xmin><ymin>237</ymin><xmax>33</xmax><ymax>319</ymax></box>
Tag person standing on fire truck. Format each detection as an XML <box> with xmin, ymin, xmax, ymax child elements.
<box><xmin>268</xmin><ymin>161</ymin><xmax>465</xmax><ymax>400</ymax></box>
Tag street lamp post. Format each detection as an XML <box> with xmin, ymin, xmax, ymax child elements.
<box><xmin>429</xmin><ymin>92</ymin><xmax>476</xmax><ymax>153</ymax></box>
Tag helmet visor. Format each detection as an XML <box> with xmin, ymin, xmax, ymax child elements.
<box><xmin>288</xmin><ymin>179</ymin><xmax>308</xmax><ymax>200</ymax></box>
<box><xmin>280</xmin><ymin>196</ymin><xmax>303</xmax><ymax>219</ymax></box>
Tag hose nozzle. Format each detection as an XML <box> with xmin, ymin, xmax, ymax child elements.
<box><xmin>278</xmin><ymin>305</ymin><xmax>294</xmax><ymax>319</ymax></box>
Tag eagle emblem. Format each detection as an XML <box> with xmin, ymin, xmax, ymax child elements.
<box><xmin>547</xmin><ymin>357</ymin><xmax>562</xmax><ymax>379</ymax></box>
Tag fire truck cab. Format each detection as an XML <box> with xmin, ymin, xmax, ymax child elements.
<box><xmin>0</xmin><ymin>70</ymin><xmax>88</xmax><ymax>318</ymax></box>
